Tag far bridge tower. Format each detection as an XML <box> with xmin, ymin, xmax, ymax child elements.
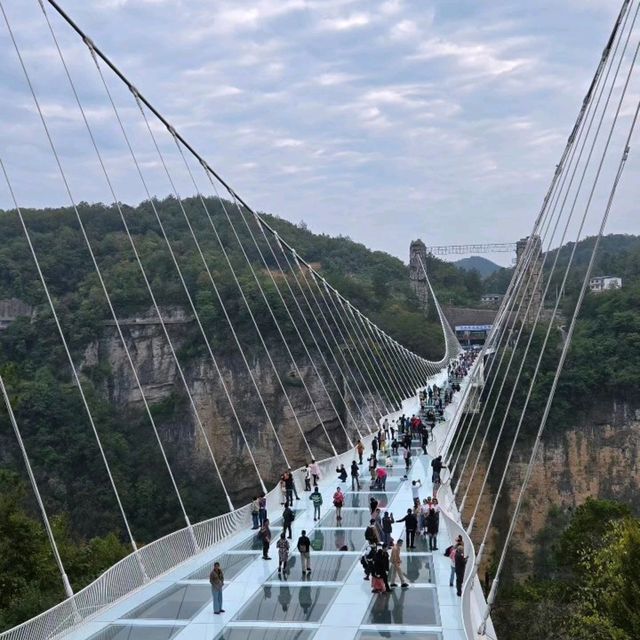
<box><xmin>409</xmin><ymin>239</ymin><xmax>429</xmax><ymax>316</ymax></box>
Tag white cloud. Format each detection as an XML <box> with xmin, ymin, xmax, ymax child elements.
<box><xmin>320</xmin><ymin>13</ymin><xmax>370</xmax><ymax>31</ymax></box>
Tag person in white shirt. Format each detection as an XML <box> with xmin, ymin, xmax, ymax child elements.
<box><xmin>411</xmin><ymin>479</ymin><xmax>422</xmax><ymax>505</ymax></box>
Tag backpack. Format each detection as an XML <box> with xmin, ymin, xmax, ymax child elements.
<box><xmin>365</xmin><ymin>526</ymin><xmax>376</xmax><ymax>543</ymax></box>
<box><xmin>444</xmin><ymin>545</ymin><xmax>453</xmax><ymax>557</ymax></box>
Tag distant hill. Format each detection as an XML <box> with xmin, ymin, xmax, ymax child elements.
<box><xmin>453</xmin><ymin>256</ymin><xmax>502</xmax><ymax>278</ymax></box>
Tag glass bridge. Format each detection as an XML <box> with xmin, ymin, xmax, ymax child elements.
<box><xmin>59</xmin><ymin>396</ymin><xmax>470</xmax><ymax>640</ymax></box>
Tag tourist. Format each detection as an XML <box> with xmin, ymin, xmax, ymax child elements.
<box><xmin>297</xmin><ymin>529</ymin><xmax>312</xmax><ymax>576</ymax></box>
<box><xmin>381</xmin><ymin>511</ymin><xmax>394</xmax><ymax>547</ymax></box>
<box><xmin>258</xmin><ymin>493</ymin><xmax>267</xmax><ymax>527</ymax></box>
<box><xmin>403</xmin><ymin>445</ymin><xmax>412</xmax><ymax>475</ymax></box>
<box><xmin>310</xmin><ymin>486</ymin><xmax>323</xmax><ymax>521</ymax></box>
<box><xmin>365</xmin><ymin>518</ymin><xmax>380</xmax><ymax>545</ymax></box>
<box><xmin>361</xmin><ymin>544</ymin><xmax>376</xmax><ymax>580</ymax></box>
<box><xmin>411</xmin><ymin>479</ymin><xmax>422</xmax><ymax>505</ymax></box>
<box><xmin>279</xmin><ymin>474</ymin><xmax>287</xmax><ymax>505</ymax></box>
<box><xmin>426</xmin><ymin>507</ymin><xmax>439</xmax><ymax>551</ymax></box>
<box><xmin>259</xmin><ymin>519</ymin><xmax>271</xmax><ymax>560</ymax></box>
<box><xmin>431</xmin><ymin>456</ymin><xmax>445</xmax><ymax>483</ymax></box>
<box><xmin>389</xmin><ymin>540</ymin><xmax>409</xmax><ymax>588</ymax></box>
<box><xmin>396</xmin><ymin>508</ymin><xmax>418</xmax><ymax>549</ymax></box>
<box><xmin>333</xmin><ymin>487</ymin><xmax>344</xmax><ymax>521</ymax></box>
<box><xmin>372</xmin><ymin>547</ymin><xmax>391</xmax><ymax>593</ymax></box>
<box><xmin>303</xmin><ymin>464</ymin><xmax>311</xmax><ymax>491</ymax></box>
<box><xmin>277</xmin><ymin>532</ymin><xmax>290</xmax><ymax>576</ymax></box>
<box><xmin>368</xmin><ymin>453</ymin><xmax>377</xmax><ymax>482</ymax></box>
<box><xmin>209</xmin><ymin>561</ymin><xmax>225</xmax><ymax>614</ymax></box>
<box><xmin>336</xmin><ymin>464</ymin><xmax>348</xmax><ymax>483</ymax></box>
<box><xmin>455</xmin><ymin>543</ymin><xmax>467</xmax><ymax>597</ymax></box>
<box><xmin>448</xmin><ymin>535</ymin><xmax>463</xmax><ymax>587</ymax></box>
<box><xmin>375</xmin><ymin>465</ymin><xmax>387</xmax><ymax>491</ymax></box>
<box><xmin>350</xmin><ymin>460</ymin><xmax>361</xmax><ymax>490</ymax></box>
<box><xmin>309</xmin><ymin>459</ymin><xmax>320</xmax><ymax>486</ymax></box>
<box><xmin>250</xmin><ymin>496</ymin><xmax>260</xmax><ymax>530</ymax></box>
<box><xmin>282</xmin><ymin>502</ymin><xmax>295</xmax><ymax>539</ymax></box>
<box><xmin>356</xmin><ymin>439</ymin><xmax>365</xmax><ymax>464</ymax></box>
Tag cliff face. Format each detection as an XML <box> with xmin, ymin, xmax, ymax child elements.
<box><xmin>465</xmin><ymin>398</ymin><xmax>640</xmax><ymax>578</ymax></box>
<box><xmin>82</xmin><ymin>312</ymin><xmax>365</xmax><ymax>506</ymax></box>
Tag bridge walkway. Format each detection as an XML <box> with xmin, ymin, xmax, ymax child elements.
<box><xmin>63</xmin><ymin>388</ymin><xmax>467</xmax><ymax>640</ymax></box>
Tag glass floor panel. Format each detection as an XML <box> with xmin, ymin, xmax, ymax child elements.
<box><xmin>410</xmin><ymin>534</ymin><xmax>439</xmax><ymax>553</ymax></box>
<box><xmin>319</xmin><ymin>509</ymin><xmax>372</xmax><ymax>527</ymax></box>
<box><xmin>357</xmin><ymin>632</ymin><xmax>442</xmax><ymax>640</ymax></box>
<box><xmin>404</xmin><ymin>555</ymin><xmax>435</xmax><ymax>583</ymax></box>
<box><xmin>213</xmin><ymin>628</ymin><xmax>315</xmax><ymax>640</ymax></box>
<box><xmin>234</xmin><ymin>585</ymin><xmax>339</xmax><ymax>623</ymax></box>
<box><xmin>362</xmin><ymin>587</ymin><xmax>440</xmax><ymax>626</ymax></box>
<box><xmin>122</xmin><ymin>584</ymin><xmax>211</xmax><ymax>620</ymax></box>
<box><xmin>87</xmin><ymin>627</ymin><xmax>183</xmax><ymax>640</ymax></box>
<box><xmin>343</xmin><ymin>492</ymin><xmax>392</xmax><ymax>509</ymax></box>
<box><xmin>309</xmin><ymin>528</ymin><xmax>366</xmax><ymax>551</ymax></box>
<box><xmin>267</xmin><ymin>553</ymin><xmax>358</xmax><ymax>581</ymax></box>
<box><xmin>231</xmin><ymin>520</ymin><xmax>283</xmax><ymax>551</ymax></box>
<box><xmin>186</xmin><ymin>553</ymin><xmax>259</xmax><ymax>580</ymax></box>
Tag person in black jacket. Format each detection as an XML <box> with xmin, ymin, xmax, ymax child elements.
<box><xmin>350</xmin><ymin>460</ymin><xmax>360</xmax><ymax>490</ymax></box>
<box><xmin>336</xmin><ymin>464</ymin><xmax>348</xmax><ymax>483</ymax></box>
<box><xmin>425</xmin><ymin>507</ymin><xmax>439</xmax><ymax>550</ymax></box>
<box><xmin>381</xmin><ymin>511</ymin><xmax>394</xmax><ymax>547</ymax></box>
<box><xmin>454</xmin><ymin>544</ymin><xmax>467</xmax><ymax>597</ymax></box>
<box><xmin>282</xmin><ymin>503</ymin><xmax>295</xmax><ymax>539</ymax></box>
<box><xmin>373</xmin><ymin>547</ymin><xmax>391</xmax><ymax>593</ymax></box>
<box><xmin>431</xmin><ymin>456</ymin><xmax>445</xmax><ymax>483</ymax></box>
<box><xmin>396</xmin><ymin>508</ymin><xmax>418</xmax><ymax>548</ymax></box>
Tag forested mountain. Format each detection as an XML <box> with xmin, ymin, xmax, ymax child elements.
<box><xmin>453</xmin><ymin>256</ymin><xmax>502</xmax><ymax>278</ymax></box>
<box><xmin>0</xmin><ymin>196</ymin><xmax>482</xmax><ymax>631</ymax></box>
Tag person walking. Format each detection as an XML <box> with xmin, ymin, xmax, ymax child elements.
<box><xmin>310</xmin><ymin>487</ymin><xmax>323</xmax><ymax>521</ymax></box>
<box><xmin>426</xmin><ymin>507</ymin><xmax>439</xmax><ymax>551</ymax></box>
<box><xmin>411</xmin><ymin>479</ymin><xmax>422</xmax><ymax>506</ymax></box>
<box><xmin>447</xmin><ymin>535</ymin><xmax>463</xmax><ymax>587</ymax></box>
<box><xmin>365</xmin><ymin>518</ymin><xmax>380</xmax><ymax>546</ymax></box>
<box><xmin>251</xmin><ymin>496</ymin><xmax>260</xmax><ymax>530</ymax></box>
<box><xmin>431</xmin><ymin>456</ymin><xmax>445</xmax><ymax>483</ymax></box>
<box><xmin>288</xmin><ymin>468</ymin><xmax>301</xmax><ymax>500</ymax></box>
<box><xmin>333</xmin><ymin>487</ymin><xmax>345</xmax><ymax>521</ymax></box>
<box><xmin>351</xmin><ymin>460</ymin><xmax>360</xmax><ymax>490</ymax></box>
<box><xmin>309</xmin><ymin>459</ymin><xmax>320</xmax><ymax>487</ymax></box>
<box><xmin>209</xmin><ymin>561</ymin><xmax>225</xmax><ymax>614</ymax></box>
<box><xmin>277</xmin><ymin>532</ymin><xmax>290</xmax><ymax>576</ymax></box>
<box><xmin>372</xmin><ymin>437</ymin><xmax>378</xmax><ymax>457</ymax></box>
<box><xmin>372</xmin><ymin>547</ymin><xmax>391</xmax><ymax>593</ymax></box>
<box><xmin>381</xmin><ymin>511</ymin><xmax>394</xmax><ymax>547</ymax></box>
<box><xmin>259</xmin><ymin>519</ymin><xmax>271</xmax><ymax>560</ymax></box>
<box><xmin>403</xmin><ymin>446</ymin><xmax>412</xmax><ymax>475</ymax></box>
<box><xmin>282</xmin><ymin>502</ymin><xmax>295</xmax><ymax>539</ymax></box>
<box><xmin>455</xmin><ymin>543</ymin><xmax>467</xmax><ymax>597</ymax></box>
<box><xmin>389</xmin><ymin>540</ymin><xmax>409</xmax><ymax>588</ymax></box>
<box><xmin>258</xmin><ymin>493</ymin><xmax>267</xmax><ymax>527</ymax></box>
<box><xmin>368</xmin><ymin>453</ymin><xmax>377</xmax><ymax>483</ymax></box>
<box><xmin>397</xmin><ymin>508</ymin><xmax>418</xmax><ymax>549</ymax></box>
<box><xmin>356</xmin><ymin>439</ymin><xmax>365</xmax><ymax>465</ymax></box>
<box><xmin>297</xmin><ymin>529</ymin><xmax>312</xmax><ymax>576</ymax></box>
<box><xmin>303</xmin><ymin>464</ymin><xmax>312</xmax><ymax>492</ymax></box>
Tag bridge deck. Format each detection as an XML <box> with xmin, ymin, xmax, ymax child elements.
<box><xmin>62</xmin><ymin>397</ymin><xmax>466</xmax><ymax>640</ymax></box>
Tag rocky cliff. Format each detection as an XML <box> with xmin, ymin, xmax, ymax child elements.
<box><xmin>464</xmin><ymin>398</ymin><xmax>640</xmax><ymax>579</ymax></box>
<box><xmin>81</xmin><ymin>308</ymin><xmax>366</xmax><ymax>506</ymax></box>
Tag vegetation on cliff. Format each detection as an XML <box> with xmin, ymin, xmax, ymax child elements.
<box><xmin>493</xmin><ymin>498</ymin><xmax>640</xmax><ymax>640</ymax></box>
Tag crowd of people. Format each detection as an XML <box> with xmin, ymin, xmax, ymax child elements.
<box><xmin>209</xmin><ymin>352</ymin><xmax>476</xmax><ymax>614</ymax></box>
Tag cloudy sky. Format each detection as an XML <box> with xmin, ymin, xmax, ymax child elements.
<box><xmin>0</xmin><ymin>0</ymin><xmax>638</xmax><ymax>266</ymax></box>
